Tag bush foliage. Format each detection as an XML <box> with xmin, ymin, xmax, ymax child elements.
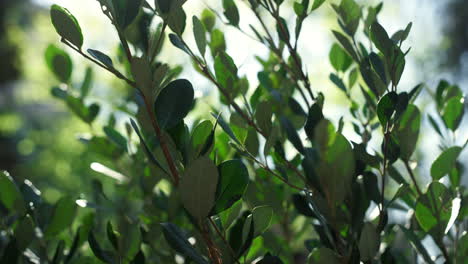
<box><xmin>1</xmin><ymin>0</ymin><xmax>467</xmax><ymax>263</ymax></box>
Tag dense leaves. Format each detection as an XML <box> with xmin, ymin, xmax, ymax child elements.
<box><xmin>2</xmin><ymin>1</ymin><xmax>465</xmax><ymax>263</ymax></box>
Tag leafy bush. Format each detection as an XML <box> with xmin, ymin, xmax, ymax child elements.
<box><xmin>1</xmin><ymin>0</ymin><xmax>467</xmax><ymax>263</ymax></box>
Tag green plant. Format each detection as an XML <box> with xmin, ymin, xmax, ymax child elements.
<box><xmin>1</xmin><ymin>0</ymin><xmax>467</xmax><ymax>263</ymax></box>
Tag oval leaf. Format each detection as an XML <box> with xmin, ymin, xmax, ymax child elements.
<box><xmin>431</xmin><ymin>146</ymin><xmax>463</xmax><ymax>180</ymax></box>
<box><xmin>45</xmin><ymin>196</ymin><xmax>78</xmax><ymax>238</ymax></box>
<box><xmin>0</xmin><ymin>171</ymin><xmax>24</xmax><ymax>212</ymax></box>
<box><xmin>212</xmin><ymin>160</ymin><xmax>249</xmax><ymax>214</ymax></box>
<box><xmin>180</xmin><ymin>157</ymin><xmax>219</xmax><ymax>220</ymax></box>
<box><xmin>50</xmin><ymin>5</ymin><xmax>83</xmax><ymax>48</ymax></box>
<box><xmin>192</xmin><ymin>16</ymin><xmax>206</xmax><ymax>57</ymax></box>
<box><xmin>155</xmin><ymin>79</ymin><xmax>194</xmax><ymax>129</ymax></box>
<box><xmin>45</xmin><ymin>44</ymin><xmax>73</xmax><ymax>83</ymax></box>
<box><xmin>395</xmin><ymin>104</ymin><xmax>421</xmax><ymax>161</ymax></box>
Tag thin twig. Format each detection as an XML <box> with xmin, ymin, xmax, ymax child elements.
<box><xmin>200</xmin><ymin>221</ymin><xmax>223</xmax><ymax>264</ymax></box>
<box><xmin>208</xmin><ymin>217</ymin><xmax>241</xmax><ymax>264</ymax></box>
<box><xmin>403</xmin><ymin>160</ymin><xmax>423</xmax><ymax>197</ymax></box>
<box><xmin>61</xmin><ymin>39</ymin><xmax>137</xmax><ymax>89</ymax></box>
<box><xmin>142</xmin><ymin>96</ymin><xmax>180</xmax><ymax>186</ymax></box>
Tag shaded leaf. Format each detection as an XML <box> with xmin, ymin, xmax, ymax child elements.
<box><xmin>212</xmin><ymin>160</ymin><xmax>249</xmax><ymax>214</ymax></box>
<box><xmin>180</xmin><ymin>157</ymin><xmax>218</xmax><ymax>220</ymax></box>
<box><xmin>192</xmin><ymin>16</ymin><xmax>206</xmax><ymax>57</ymax></box>
<box><xmin>442</xmin><ymin>96</ymin><xmax>465</xmax><ymax>131</ymax></box>
<box><xmin>45</xmin><ymin>196</ymin><xmax>78</xmax><ymax>238</ymax></box>
<box><xmin>358</xmin><ymin>222</ymin><xmax>379</xmax><ymax>261</ymax></box>
<box><xmin>415</xmin><ymin>182</ymin><xmax>452</xmax><ymax>237</ymax></box>
<box><xmin>395</xmin><ymin>104</ymin><xmax>421</xmax><ymax>161</ymax></box>
<box><xmin>45</xmin><ymin>44</ymin><xmax>73</xmax><ymax>83</ymax></box>
<box><xmin>50</xmin><ymin>5</ymin><xmax>83</xmax><ymax>48</ymax></box>
<box><xmin>88</xmin><ymin>49</ymin><xmax>114</xmax><ymax>68</ymax></box>
<box><xmin>0</xmin><ymin>171</ymin><xmax>24</xmax><ymax>212</ymax></box>
<box><xmin>431</xmin><ymin>146</ymin><xmax>463</xmax><ymax>180</ymax></box>
<box><xmin>155</xmin><ymin>79</ymin><xmax>194</xmax><ymax>129</ymax></box>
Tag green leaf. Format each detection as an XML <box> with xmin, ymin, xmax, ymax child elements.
<box><xmin>45</xmin><ymin>196</ymin><xmax>78</xmax><ymax>238</ymax></box>
<box><xmin>329</xmin><ymin>73</ymin><xmax>347</xmax><ymax>94</ymax></box>
<box><xmin>245</xmin><ymin>128</ymin><xmax>259</xmax><ymax>156</ymax></box>
<box><xmin>229</xmin><ymin>212</ymin><xmax>254</xmax><ymax>258</ymax></box>
<box><xmin>311</xmin><ymin>0</ymin><xmax>327</xmax><ymax>11</ymax></box>
<box><xmin>223</xmin><ymin>0</ymin><xmax>240</xmax><ymax>27</ymax></box>
<box><xmin>191</xmin><ymin>120</ymin><xmax>213</xmax><ymax>155</ymax></box>
<box><xmin>155</xmin><ymin>0</ymin><xmax>171</xmax><ymax>14</ymax></box>
<box><xmin>212</xmin><ymin>160</ymin><xmax>249</xmax><ymax>214</ymax></box>
<box><xmin>408</xmin><ymin>83</ymin><xmax>424</xmax><ymax>103</ymax></box>
<box><xmin>113</xmin><ymin>0</ymin><xmax>143</xmax><ymax>29</ymax></box>
<box><xmin>442</xmin><ymin>96</ymin><xmax>465</xmax><ymax>131</ymax></box>
<box><xmin>264</xmin><ymin>126</ymin><xmax>280</xmax><ymax>157</ymax></box>
<box><xmin>430</xmin><ymin>146</ymin><xmax>463</xmax><ymax>180</ymax></box>
<box><xmin>314</xmin><ymin>120</ymin><xmax>355</xmax><ymax>204</ymax></box>
<box><xmin>276</xmin><ymin>16</ymin><xmax>290</xmax><ymax>42</ymax></box>
<box><xmin>415</xmin><ymin>182</ymin><xmax>453</xmax><ymax>237</ymax></box>
<box><xmin>180</xmin><ymin>156</ymin><xmax>218</xmax><ymax>220</ymax></box>
<box><xmin>392</xmin><ymin>22</ymin><xmax>412</xmax><ymax>43</ymax></box>
<box><xmin>50</xmin><ymin>5</ymin><xmax>83</xmax><ymax>48</ymax></box>
<box><xmin>154</xmin><ymin>79</ymin><xmax>194</xmax><ymax>129</ymax></box>
<box><xmin>358</xmin><ymin>223</ymin><xmax>379</xmax><ymax>261</ymax></box>
<box><xmin>289</xmin><ymin>98</ymin><xmax>307</xmax><ymax>117</ymax></box>
<box><xmin>88</xmin><ymin>49</ymin><xmax>114</xmax><ymax>68</ymax></box>
<box><xmin>332</xmin><ymin>30</ymin><xmax>359</xmax><ymax>61</ymax></box>
<box><xmin>192</xmin><ymin>16</ymin><xmax>207</xmax><ymax>57</ymax></box>
<box><xmin>129</xmin><ymin>119</ymin><xmax>167</xmax><ymax>173</ymax></box>
<box><xmin>294</xmin><ymin>2</ymin><xmax>306</xmax><ymax>17</ymax></box>
<box><xmin>88</xmin><ymin>231</ymin><xmax>116</xmax><ymax>264</ymax></box>
<box><xmin>131</xmin><ymin>57</ymin><xmax>152</xmax><ymax>96</ymax></box>
<box><xmin>0</xmin><ymin>171</ymin><xmax>25</xmax><ymax>212</ymax></box>
<box><xmin>210</xmin><ymin>29</ymin><xmax>227</xmax><ymax>55</ymax></box>
<box><xmin>168</xmin><ymin>6</ymin><xmax>186</xmax><ymax>35</ymax></box>
<box><xmin>211</xmin><ymin>113</ymin><xmax>241</xmax><ymax>145</ymax></box>
<box><xmin>370</xmin><ymin>21</ymin><xmax>392</xmax><ymax>55</ymax></box>
<box><xmin>106</xmin><ymin>222</ymin><xmax>119</xmax><ymax>250</ymax></box>
<box><xmin>201</xmin><ymin>9</ymin><xmax>216</xmax><ymax>32</ymax></box>
<box><xmin>383</xmin><ymin>134</ymin><xmax>400</xmax><ymax>165</ymax></box>
<box><xmin>428</xmin><ymin>114</ymin><xmax>442</xmax><ymax>136</ymax></box>
<box><xmin>280</xmin><ymin>117</ymin><xmax>304</xmax><ymax>153</ymax></box>
<box><xmin>64</xmin><ymin>96</ymin><xmax>100</xmax><ymax>124</ymax></box>
<box><xmin>161</xmin><ymin>223</ymin><xmax>208</xmax><ymax>264</ymax></box>
<box><xmin>255</xmin><ymin>101</ymin><xmax>273</xmax><ymax>135</ymax></box>
<box><xmin>308</xmin><ymin>247</ymin><xmax>341</xmax><ymax>263</ymax></box>
<box><xmin>369</xmin><ymin>52</ymin><xmax>387</xmax><ymax>84</ymax></box>
<box><xmin>399</xmin><ymin>226</ymin><xmax>435</xmax><ymax>264</ymax></box>
<box><xmin>252</xmin><ymin>205</ymin><xmax>273</xmax><ymax>237</ymax></box>
<box><xmin>305</xmin><ymin>103</ymin><xmax>324</xmax><ymax>140</ymax></box>
<box><xmin>118</xmin><ymin>220</ymin><xmax>142</xmax><ymax>261</ymax></box>
<box><xmin>219</xmin><ymin>200</ymin><xmax>242</xmax><ymax>230</ymax></box>
<box><xmin>377</xmin><ymin>92</ymin><xmax>398</xmax><ymax>126</ymax></box>
<box><xmin>45</xmin><ymin>44</ymin><xmax>73</xmax><ymax>83</ymax></box>
<box><xmin>258</xmin><ymin>253</ymin><xmax>284</xmax><ymax>264</ymax></box>
<box><xmin>348</xmin><ymin>67</ymin><xmax>359</xmax><ymax>88</ymax></box>
<box><xmin>104</xmin><ymin>126</ymin><xmax>127</xmax><ymax>151</ymax></box>
<box><xmin>169</xmin><ymin>33</ymin><xmax>190</xmax><ymax>55</ymax></box>
<box><xmin>395</xmin><ymin>104</ymin><xmax>421</xmax><ymax>161</ymax></box>
<box><xmin>337</xmin><ymin>0</ymin><xmax>361</xmax><ymax>36</ymax></box>
<box><xmin>214</xmin><ymin>52</ymin><xmax>238</xmax><ymax>89</ymax></box>
<box><xmin>329</xmin><ymin>43</ymin><xmax>352</xmax><ymax>72</ymax></box>
<box><xmin>456</xmin><ymin>232</ymin><xmax>468</xmax><ymax>262</ymax></box>
<box><xmin>80</xmin><ymin>67</ymin><xmax>93</xmax><ymax>98</ymax></box>
<box><xmin>14</xmin><ymin>215</ymin><xmax>35</xmax><ymax>251</ymax></box>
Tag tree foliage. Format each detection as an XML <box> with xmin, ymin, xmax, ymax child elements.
<box><xmin>1</xmin><ymin>0</ymin><xmax>467</xmax><ymax>263</ymax></box>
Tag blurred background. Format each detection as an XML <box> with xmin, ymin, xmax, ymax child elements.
<box><xmin>0</xmin><ymin>0</ymin><xmax>466</xmax><ymax>203</ymax></box>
